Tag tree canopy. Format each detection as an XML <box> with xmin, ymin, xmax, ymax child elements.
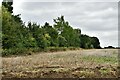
<box><xmin>2</xmin><ymin>0</ymin><xmax>101</xmax><ymax>56</ymax></box>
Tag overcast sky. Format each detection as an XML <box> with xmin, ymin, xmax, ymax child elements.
<box><xmin>1</xmin><ymin>0</ymin><xmax>119</xmax><ymax>47</ymax></box>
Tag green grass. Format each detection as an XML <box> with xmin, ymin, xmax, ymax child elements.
<box><xmin>81</xmin><ymin>55</ymin><xmax>118</xmax><ymax>64</ymax></box>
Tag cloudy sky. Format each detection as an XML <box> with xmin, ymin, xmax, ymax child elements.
<box><xmin>1</xmin><ymin>0</ymin><xmax>119</xmax><ymax>47</ymax></box>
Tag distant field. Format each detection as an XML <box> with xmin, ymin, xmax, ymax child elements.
<box><xmin>2</xmin><ymin>49</ymin><xmax>119</xmax><ymax>78</ymax></box>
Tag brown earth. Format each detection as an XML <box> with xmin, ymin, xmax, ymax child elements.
<box><xmin>1</xmin><ymin>49</ymin><xmax>119</xmax><ymax>78</ymax></box>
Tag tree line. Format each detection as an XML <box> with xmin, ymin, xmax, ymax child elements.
<box><xmin>1</xmin><ymin>0</ymin><xmax>101</xmax><ymax>56</ymax></box>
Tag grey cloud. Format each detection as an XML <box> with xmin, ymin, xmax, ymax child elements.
<box><xmin>12</xmin><ymin>0</ymin><xmax>119</xmax><ymax>2</ymax></box>
<box><xmin>21</xmin><ymin>2</ymin><xmax>59</xmax><ymax>11</ymax></box>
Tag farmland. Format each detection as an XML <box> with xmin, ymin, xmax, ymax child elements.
<box><xmin>2</xmin><ymin>49</ymin><xmax>119</xmax><ymax>78</ymax></box>
<box><xmin>1</xmin><ymin>0</ymin><xmax>119</xmax><ymax>78</ymax></box>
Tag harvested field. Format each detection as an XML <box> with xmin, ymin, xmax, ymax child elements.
<box><xmin>2</xmin><ymin>49</ymin><xmax>119</xmax><ymax>78</ymax></box>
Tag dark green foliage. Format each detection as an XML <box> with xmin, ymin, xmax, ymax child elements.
<box><xmin>91</xmin><ymin>37</ymin><xmax>101</xmax><ymax>49</ymax></box>
<box><xmin>80</xmin><ymin>34</ymin><xmax>90</xmax><ymax>49</ymax></box>
<box><xmin>2</xmin><ymin>0</ymin><xmax>13</xmax><ymax>13</ymax></box>
<box><xmin>2</xmin><ymin>2</ymin><xmax>101</xmax><ymax>56</ymax></box>
<box><xmin>53</xmin><ymin>16</ymin><xmax>65</xmax><ymax>34</ymax></box>
<box><xmin>54</xmin><ymin>16</ymin><xmax>81</xmax><ymax>47</ymax></box>
<box><xmin>80</xmin><ymin>34</ymin><xmax>101</xmax><ymax>49</ymax></box>
<box><xmin>2</xmin><ymin>6</ymin><xmax>23</xmax><ymax>49</ymax></box>
<box><xmin>42</xmin><ymin>22</ymin><xmax>58</xmax><ymax>47</ymax></box>
<box><xmin>58</xmin><ymin>35</ymin><xmax>67</xmax><ymax>47</ymax></box>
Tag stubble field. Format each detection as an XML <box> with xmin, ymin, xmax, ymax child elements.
<box><xmin>2</xmin><ymin>49</ymin><xmax>119</xmax><ymax>78</ymax></box>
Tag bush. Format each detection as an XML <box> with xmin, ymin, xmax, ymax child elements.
<box><xmin>2</xmin><ymin>48</ymin><xmax>28</xmax><ymax>56</ymax></box>
<box><xmin>2</xmin><ymin>47</ymin><xmax>81</xmax><ymax>57</ymax></box>
<box><xmin>47</xmin><ymin>47</ymin><xmax>67</xmax><ymax>52</ymax></box>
